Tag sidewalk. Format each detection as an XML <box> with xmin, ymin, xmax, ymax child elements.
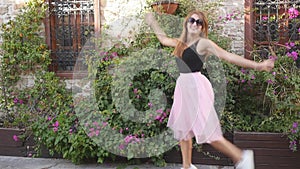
<box><xmin>0</xmin><ymin>156</ymin><xmax>234</xmax><ymax>169</ymax></box>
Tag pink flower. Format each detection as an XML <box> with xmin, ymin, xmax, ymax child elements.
<box><xmin>156</xmin><ymin>108</ymin><xmax>163</xmax><ymax>114</ymax></box>
<box><xmin>269</xmin><ymin>55</ymin><xmax>278</xmax><ymax>61</ymax></box>
<box><xmin>102</xmin><ymin>122</ymin><xmax>108</xmax><ymax>127</ymax></box>
<box><xmin>288</xmin><ymin>7</ymin><xmax>299</xmax><ymax>19</ymax></box>
<box><xmin>92</xmin><ymin>121</ymin><xmax>99</xmax><ymax>126</ymax></box>
<box><xmin>133</xmin><ymin>88</ymin><xmax>138</xmax><ymax>94</ymax></box>
<box><xmin>95</xmin><ymin>130</ymin><xmax>100</xmax><ymax>136</ymax></box>
<box><xmin>100</xmin><ymin>51</ymin><xmax>108</xmax><ymax>56</ymax></box>
<box><xmin>88</xmin><ymin>132</ymin><xmax>94</xmax><ymax>137</ymax></box>
<box><xmin>124</xmin><ymin>135</ymin><xmax>132</xmax><ymax>143</ymax></box>
<box><xmin>262</xmin><ymin>16</ymin><xmax>268</xmax><ymax>21</ymax></box>
<box><xmin>119</xmin><ymin>144</ymin><xmax>125</xmax><ymax>150</ymax></box>
<box><xmin>155</xmin><ymin>115</ymin><xmax>161</xmax><ymax>120</ymax></box>
<box><xmin>53</xmin><ymin>127</ymin><xmax>58</xmax><ymax>132</ymax></box>
<box><xmin>13</xmin><ymin>135</ymin><xmax>19</xmax><ymax>142</ymax></box>
<box><xmin>159</xmin><ymin>118</ymin><xmax>164</xmax><ymax>123</ymax></box>
<box><xmin>293</xmin><ymin>122</ymin><xmax>298</xmax><ymax>128</ymax></box>
<box><xmin>111</xmin><ymin>52</ymin><xmax>118</xmax><ymax>58</ymax></box>
<box><xmin>52</xmin><ymin>121</ymin><xmax>59</xmax><ymax>127</ymax></box>
<box><xmin>240</xmin><ymin>68</ymin><xmax>247</xmax><ymax>74</ymax></box>
<box><xmin>289</xmin><ymin>42</ymin><xmax>295</xmax><ymax>47</ymax></box>
<box><xmin>13</xmin><ymin>98</ymin><xmax>18</xmax><ymax>104</ymax></box>
<box><xmin>19</xmin><ymin>99</ymin><xmax>23</xmax><ymax>104</ymax></box>
<box><xmin>267</xmin><ymin>79</ymin><xmax>273</xmax><ymax>84</ymax></box>
<box><xmin>148</xmin><ymin>102</ymin><xmax>153</xmax><ymax>108</ymax></box>
<box><xmin>287</xmin><ymin>51</ymin><xmax>298</xmax><ymax>61</ymax></box>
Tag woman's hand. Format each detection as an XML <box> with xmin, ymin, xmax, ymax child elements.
<box><xmin>256</xmin><ymin>59</ymin><xmax>275</xmax><ymax>72</ymax></box>
<box><xmin>145</xmin><ymin>12</ymin><xmax>155</xmax><ymax>26</ymax></box>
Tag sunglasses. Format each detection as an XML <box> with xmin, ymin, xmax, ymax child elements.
<box><xmin>188</xmin><ymin>17</ymin><xmax>203</xmax><ymax>26</ymax></box>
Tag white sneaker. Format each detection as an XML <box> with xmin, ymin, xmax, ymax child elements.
<box><xmin>235</xmin><ymin>150</ymin><xmax>255</xmax><ymax>169</ymax></box>
<box><xmin>190</xmin><ymin>164</ymin><xmax>198</xmax><ymax>169</ymax></box>
<box><xmin>180</xmin><ymin>163</ymin><xmax>198</xmax><ymax>169</ymax></box>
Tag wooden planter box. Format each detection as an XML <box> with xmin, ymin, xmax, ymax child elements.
<box><xmin>0</xmin><ymin>128</ymin><xmax>27</xmax><ymax>156</ymax></box>
<box><xmin>0</xmin><ymin>128</ymin><xmax>58</xmax><ymax>158</ymax></box>
<box><xmin>234</xmin><ymin>131</ymin><xmax>300</xmax><ymax>169</ymax></box>
<box><xmin>1</xmin><ymin>128</ymin><xmax>300</xmax><ymax>169</ymax></box>
<box><xmin>164</xmin><ymin>131</ymin><xmax>300</xmax><ymax>169</ymax></box>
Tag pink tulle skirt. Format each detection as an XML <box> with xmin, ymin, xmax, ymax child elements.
<box><xmin>167</xmin><ymin>72</ymin><xmax>223</xmax><ymax>144</ymax></box>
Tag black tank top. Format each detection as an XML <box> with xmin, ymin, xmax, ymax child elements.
<box><xmin>175</xmin><ymin>41</ymin><xmax>205</xmax><ymax>73</ymax></box>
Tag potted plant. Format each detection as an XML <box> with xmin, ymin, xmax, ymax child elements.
<box><xmin>148</xmin><ymin>0</ymin><xmax>179</xmax><ymax>14</ymax></box>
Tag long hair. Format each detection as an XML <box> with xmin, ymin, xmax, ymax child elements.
<box><xmin>173</xmin><ymin>10</ymin><xmax>208</xmax><ymax>57</ymax></box>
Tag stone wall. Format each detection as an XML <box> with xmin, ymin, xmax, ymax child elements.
<box><xmin>0</xmin><ymin>0</ymin><xmax>244</xmax><ymax>53</ymax></box>
<box><xmin>98</xmin><ymin>0</ymin><xmax>245</xmax><ymax>55</ymax></box>
<box><xmin>211</xmin><ymin>0</ymin><xmax>245</xmax><ymax>55</ymax></box>
<box><xmin>0</xmin><ymin>0</ymin><xmax>28</xmax><ymax>41</ymax></box>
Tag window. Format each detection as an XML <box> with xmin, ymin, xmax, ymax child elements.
<box><xmin>45</xmin><ymin>0</ymin><xmax>101</xmax><ymax>78</ymax></box>
<box><xmin>245</xmin><ymin>0</ymin><xmax>299</xmax><ymax>59</ymax></box>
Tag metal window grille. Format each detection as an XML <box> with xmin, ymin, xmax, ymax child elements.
<box><xmin>253</xmin><ymin>0</ymin><xmax>300</xmax><ymax>44</ymax></box>
<box><xmin>47</xmin><ymin>0</ymin><xmax>95</xmax><ymax>73</ymax></box>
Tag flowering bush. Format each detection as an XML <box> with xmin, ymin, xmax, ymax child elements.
<box><xmin>3</xmin><ymin>0</ymin><xmax>299</xmax><ymax>166</ymax></box>
<box><xmin>0</xmin><ymin>0</ymin><xmax>51</xmax><ymax>129</ymax></box>
<box><xmin>289</xmin><ymin>121</ymin><xmax>300</xmax><ymax>151</ymax></box>
<box><xmin>220</xmin><ymin>6</ymin><xmax>300</xmax><ymax>151</ymax></box>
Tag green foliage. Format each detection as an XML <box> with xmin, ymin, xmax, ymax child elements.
<box><xmin>0</xmin><ymin>0</ymin><xmax>51</xmax><ymax>126</ymax></box>
<box><xmin>0</xmin><ymin>0</ymin><xmax>50</xmax><ymax>81</ymax></box>
<box><xmin>87</xmin><ymin>47</ymin><xmax>177</xmax><ymax>165</ymax></box>
<box><xmin>3</xmin><ymin>0</ymin><xmax>299</xmax><ymax>166</ymax></box>
<box><xmin>221</xmin><ymin>48</ymin><xmax>300</xmax><ymax>134</ymax></box>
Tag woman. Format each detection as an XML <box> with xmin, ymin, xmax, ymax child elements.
<box><xmin>145</xmin><ymin>11</ymin><xmax>274</xmax><ymax>169</ymax></box>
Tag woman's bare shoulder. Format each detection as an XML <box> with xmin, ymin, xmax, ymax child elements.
<box><xmin>196</xmin><ymin>38</ymin><xmax>211</xmax><ymax>55</ymax></box>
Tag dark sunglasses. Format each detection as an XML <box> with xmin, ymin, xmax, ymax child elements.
<box><xmin>188</xmin><ymin>17</ymin><xmax>203</xmax><ymax>26</ymax></box>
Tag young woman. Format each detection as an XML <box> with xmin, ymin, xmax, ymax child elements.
<box><xmin>145</xmin><ymin>10</ymin><xmax>274</xmax><ymax>169</ymax></box>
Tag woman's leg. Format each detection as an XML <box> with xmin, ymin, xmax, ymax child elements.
<box><xmin>210</xmin><ymin>137</ymin><xmax>255</xmax><ymax>169</ymax></box>
<box><xmin>180</xmin><ymin>139</ymin><xmax>193</xmax><ymax>169</ymax></box>
<box><xmin>210</xmin><ymin>137</ymin><xmax>242</xmax><ymax>164</ymax></box>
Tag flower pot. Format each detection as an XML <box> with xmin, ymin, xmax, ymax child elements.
<box><xmin>151</xmin><ymin>1</ymin><xmax>179</xmax><ymax>14</ymax></box>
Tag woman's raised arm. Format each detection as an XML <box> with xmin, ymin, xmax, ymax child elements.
<box><xmin>197</xmin><ymin>38</ymin><xmax>275</xmax><ymax>72</ymax></box>
<box><xmin>145</xmin><ymin>12</ymin><xmax>177</xmax><ymax>47</ymax></box>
